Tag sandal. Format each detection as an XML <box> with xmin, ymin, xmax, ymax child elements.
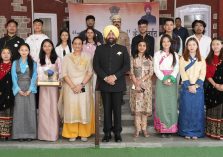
<box><xmin>142</xmin><ymin>130</ymin><xmax>150</xmax><ymax>137</ymax></box>
<box><xmin>192</xmin><ymin>136</ymin><xmax>198</xmax><ymax>140</ymax></box>
<box><xmin>133</xmin><ymin>131</ymin><xmax>140</xmax><ymax>138</ymax></box>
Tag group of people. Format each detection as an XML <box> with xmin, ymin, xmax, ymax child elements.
<box><xmin>0</xmin><ymin>13</ymin><xmax>222</xmax><ymax>144</ymax></box>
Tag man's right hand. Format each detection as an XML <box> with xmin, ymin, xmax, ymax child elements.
<box><xmin>104</xmin><ymin>76</ymin><xmax>115</xmax><ymax>85</ymax></box>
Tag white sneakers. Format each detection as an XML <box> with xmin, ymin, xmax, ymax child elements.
<box><xmin>69</xmin><ymin>138</ymin><xmax>76</xmax><ymax>142</ymax></box>
<box><xmin>68</xmin><ymin>137</ymin><xmax>88</xmax><ymax>142</ymax></box>
<box><xmin>81</xmin><ymin>137</ymin><xmax>88</xmax><ymax>142</ymax></box>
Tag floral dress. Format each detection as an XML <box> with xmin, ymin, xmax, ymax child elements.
<box><xmin>130</xmin><ymin>56</ymin><xmax>153</xmax><ymax>116</ymax></box>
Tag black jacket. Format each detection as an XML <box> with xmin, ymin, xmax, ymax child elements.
<box><xmin>93</xmin><ymin>44</ymin><xmax>130</xmax><ymax>92</ymax></box>
<box><xmin>0</xmin><ymin>35</ymin><xmax>24</xmax><ymax>61</ymax></box>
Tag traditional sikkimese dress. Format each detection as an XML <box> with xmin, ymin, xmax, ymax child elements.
<box><xmin>37</xmin><ymin>57</ymin><xmax>61</xmax><ymax>141</ymax></box>
<box><xmin>11</xmin><ymin>59</ymin><xmax>37</xmax><ymax>139</ymax></box>
<box><xmin>205</xmin><ymin>55</ymin><xmax>223</xmax><ymax>139</ymax></box>
<box><xmin>0</xmin><ymin>62</ymin><xmax>14</xmax><ymax>138</ymax></box>
<box><xmin>153</xmin><ymin>50</ymin><xmax>179</xmax><ymax>133</ymax></box>
<box><xmin>178</xmin><ymin>56</ymin><xmax>206</xmax><ymax>138</ymax></box>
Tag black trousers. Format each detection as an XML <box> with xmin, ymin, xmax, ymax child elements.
<box><xmin>101</xmin><ymin>92</ymin><xmax>123</xmax><ymax>135</ymax></box>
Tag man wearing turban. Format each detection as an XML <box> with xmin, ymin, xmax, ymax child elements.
<box><xmin>93</xmin><ymin>25</ymin><xmax>130</xmax><ymax>142</ymax></box>
<box><xmin>141</xmin><ymin>3</ymin><xmax>156</xmax><ymax>25</ymax></box>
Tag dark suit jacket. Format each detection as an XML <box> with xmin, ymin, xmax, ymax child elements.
<box><xmin>93</xmin><ymin>44</ymin><xmax>130</xmax><ymax>92</ymax></box>
<box><xmin>0</xmin><ymin>35</ymin><xmax>24</xmax><ymax>61</ymax></box>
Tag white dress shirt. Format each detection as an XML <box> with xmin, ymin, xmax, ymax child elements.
<box><xmin>26</xmin><ymin>34</ymin><xmax>49</xmax><ymax>62</ymax></box>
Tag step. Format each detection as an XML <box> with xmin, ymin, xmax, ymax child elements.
<box><xmin>99</xmin><ymin>126</ymin><xmax>155</xmax><ymax>134</ymax></box>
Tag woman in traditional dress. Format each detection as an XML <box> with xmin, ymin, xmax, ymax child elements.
<box><xmin>59</xmin><ymin>36</ymin><xmax>95</xmax><ymax>142</ymax></box>
<box><xmin>83</xmin><ymin>28</ymin><xmax>100</xmax><ymax>101</ymax></box>
<box><xmin>130</xmin><ymin>39</ymin><xmax>153</xmax><ymax>138</ymax></box>
<box><xmin>205</xmin><ymin>37</ymin><xmax>223</xmax><ymax>140</ymax></box>
<box><xmin>11</xmin><ymin>43</ymin><xmax>37</xmax><ymax>141</ymax></box>
<box><xmin>37</xmin><ymin>39</ymin><xmax>61</xmax><ymax>141</ymax></box>
<box><xmin>0</xmin><ymin>48</ymin><xmax>14</xmax><ymax>140</ymax></box>
<box><xmin>55</xmin><ymin>29</ymin><xmax>72</xmax><ymax>60</ymax></box>
<box><xmin>153</xmin><ymin>34</ymin><xmax>179</xmax><ymax>137</ymax></box>
<box><xmin>178</xmin><ymin>37</ymin><xmax>206</xmax><ymax>140</ymax></box>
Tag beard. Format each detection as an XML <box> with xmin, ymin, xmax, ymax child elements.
<box><xmin>105</xmin><ymin>37</ymin><xmax>117</xmax><ymax>45</ymax></box>
<box><xmin>87</xmin><ymin>25</ymin><xmax>94</xmax><ymax>29</ymax></box>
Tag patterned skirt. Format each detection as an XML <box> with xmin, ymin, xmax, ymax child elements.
<box><xmin>206</xmin><ymin>104</ymin><xmax>223</xmax><ymax>139</ymax></box>
<box><xmin>0</xmin><ymin>108</ymin><xmax>13</xmax><ymax>138</ymax></box>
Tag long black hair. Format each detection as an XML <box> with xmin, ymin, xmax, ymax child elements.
<box><xmin>133</xmin><ymin>39</ymin><xmax>152</xmax><ymax>60</ymax></box>
<box><xmin>85</xmin><ymin>28</ymin><xmax>97</xmax><ymax>45</ymax></box>
<box><xmin>56</xmin><ymin>29</ymin><xmax>72</xmax><ymax>52</ymax></box>
<box><xmin>18</xmin><ymin>43</ymin><xmax>34</xmax><ymax>77</ymax></box>
<box><xmin>160</xmin><ymin>34</ymin><xmax>176</xmax><ymax>67</ymax></box>
<box><xmin>39</xmin><ymin>39</ymin><xmax>58</xmax><ymax>66</ymax></box>
<box><xmin>206</xmin><ymin>37</ymin><xmax>223</xmax><ymax>65</ymax></box>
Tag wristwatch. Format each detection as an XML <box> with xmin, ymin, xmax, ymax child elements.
<box><xmin>195</xmin><ymin>84</ymin><xmax>200</xmax><ymax>88</ymax></box>
<box><xmin>81</xmin><ymin>82</ymin><xmax>85</xmax><ymax>87</ymax></box>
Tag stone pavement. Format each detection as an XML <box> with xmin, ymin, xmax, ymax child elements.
<box><xmin>1</xmin><ymin>79</ymin><xmax>222</xmax><ymax>149</ymax></box>
<box><xmin>1</xmin><ymin>127</ymin><xmax>223</xmax><ymax>149</ymax></box>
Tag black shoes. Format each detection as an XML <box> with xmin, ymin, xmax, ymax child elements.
<box><xmin>114</xmin><ymin>134</ymin><xmax>122</xmax><ymax>142</ymax></box>
<box><xmin>102</xmin><ymin>133</ymin><xmax>122</xmax><ymax>142</ymax></box>
<box><xmin>102</xmin><ymin>133</ymin><xmax>112</xmax><ymax>142</ymax></box>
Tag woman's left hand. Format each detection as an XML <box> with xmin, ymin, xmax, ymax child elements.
<box><xmin>74</xmin><ymin>84</ymin><xmax>82</xmax><ymax>93</ymax></box>
<box><xmin>25</xmin><ymin>91</ymin><xmax>31</xmax><ymax>96</ymax></box>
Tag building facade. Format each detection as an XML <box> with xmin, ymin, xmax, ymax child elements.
<box><xmin>0</xmin><ymin>0</ymin><xmax>222</xmax><ymax>40</ymax></box>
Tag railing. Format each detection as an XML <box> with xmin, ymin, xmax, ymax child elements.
<box><xmin>94</xmin><ymin>91</ymin><xmax>100</xmax><ymax>146</ymax></box>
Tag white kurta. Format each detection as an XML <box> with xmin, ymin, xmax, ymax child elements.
<box><xmin>186</xmin><ymin>34</ymin><xmax>211</xmax><ymax>59</ymax></box>
<box><xmin>55</xmin><ymin>45</ymin><xmax>71</xmax><ymax>60</ymax></box>
<box><xmin>25</xmin><ymin>34</ymin><xmax>49</xmax><ymax>62</ymax></box>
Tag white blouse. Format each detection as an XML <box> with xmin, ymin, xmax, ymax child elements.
<box><xmin>153</xmin><ymin>50</ymin><xmax>179</xmax><ymax>81</ymax></box>
<box><xmin>55</xmin><ymin>45</ymin><xmax>71</xmax><ymax>59</ymax></box>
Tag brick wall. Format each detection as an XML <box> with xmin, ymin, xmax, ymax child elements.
<box><xmin>0</xmin><ymin>0</ymin><xmax>222</xmax><ymax>39</ymax></box>
<box><xmin>0</xmin><ymin>0</ymin><xmax>32</xmax><ymax>38</ymax></box>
